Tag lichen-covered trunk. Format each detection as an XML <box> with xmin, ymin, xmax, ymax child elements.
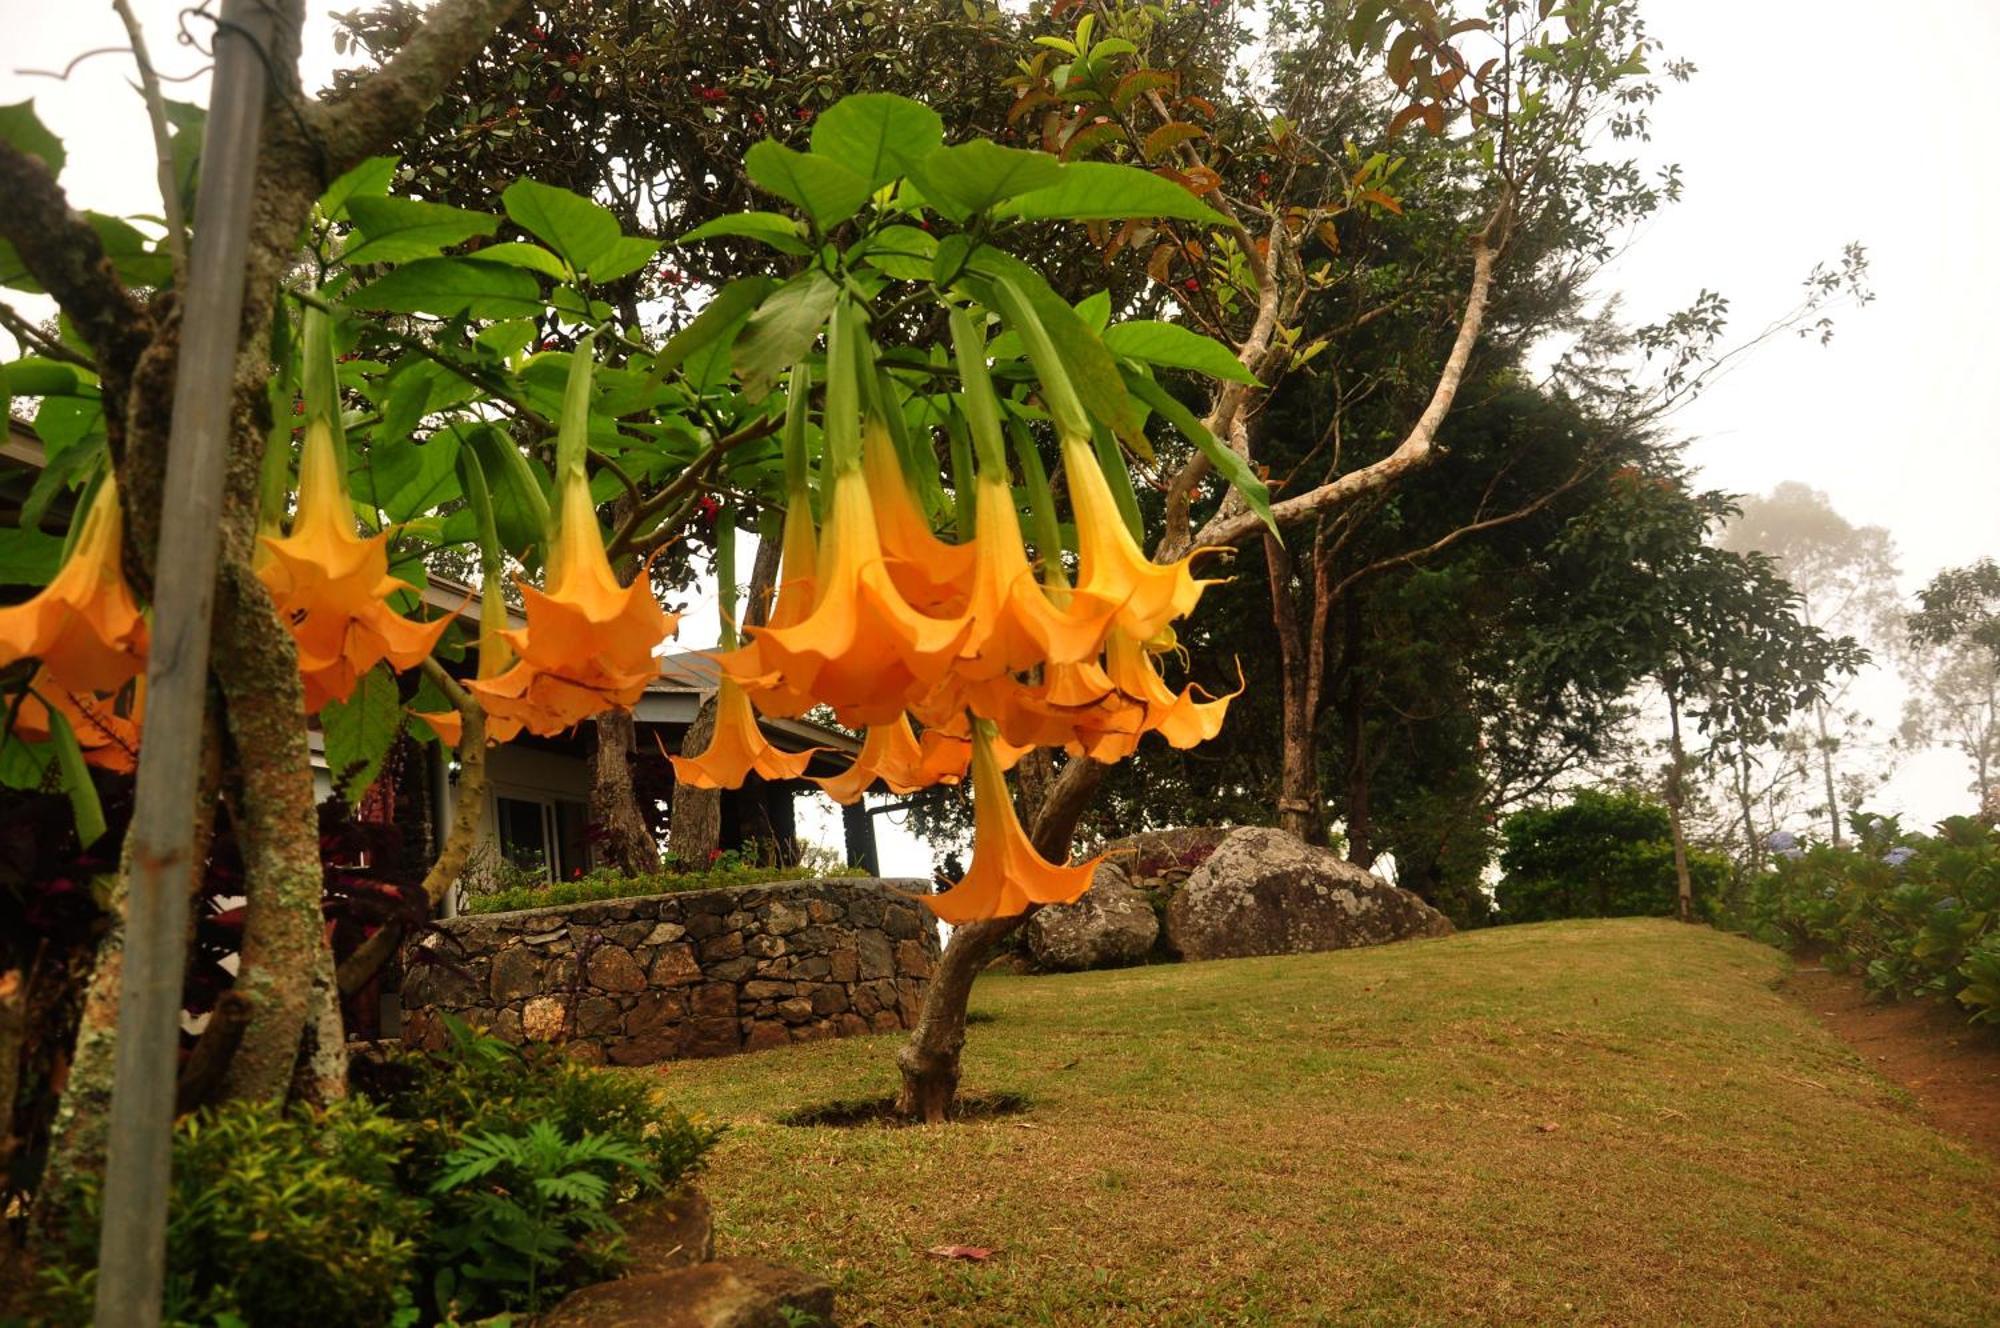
<box><xmin>214</xmin><ymin>560</ymin><xmax>337</xmax><ymax>1102</ymax></box>
<box><xmin>894</xmin><ymin>757</ymin><xmax>1104</xmax><ymax>1123</ymax></box>
<box><xmin>592</xmin><ymin>708</ymin><xmax>660</xmax><ymax>875</ymax></box>
<box><xmin>669</xmin><ymin>694</ymin><xmax>722</xmax><ymax>866</ymax></box>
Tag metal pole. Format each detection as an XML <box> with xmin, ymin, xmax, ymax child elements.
<box><xmin>94</xmin><ymin>3</ymin><xmax>273</xmax><ymax>1322</ymax></box>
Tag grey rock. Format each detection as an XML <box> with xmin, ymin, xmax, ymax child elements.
<box><xmin>1164</xmin><ymin>826</ymin><xmax>1452</xmax><ymax>962</ymax></box>
<box><xmin>1026</xmin><ymin>862</ymin><xmax>1159</xmax><ymax>972</ymax></box>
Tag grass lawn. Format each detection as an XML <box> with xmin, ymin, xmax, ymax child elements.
<box><xmin>636</xmin><ymin>919</ymin><xmax>2000</xmax><ymax>1327</ymax></box>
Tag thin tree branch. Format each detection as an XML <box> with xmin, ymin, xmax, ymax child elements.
<box><xmin>112</xmin><ymin>0</ymin><xmax>190</xmax><ymax>289</ymax></box>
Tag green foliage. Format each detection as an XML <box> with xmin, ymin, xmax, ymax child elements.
<box><xmin>464</xmin><ymin>859</ymin><xmax>868</xmax><ymax>915</ymax></box>
<box><xmin>1497</xmin><ymin>789</ymin><xmax>1727</xmax><ymax>923</ymax></box>
<box><xmin>43</xmin><ymin>1098</ymin><xmax>423</xmax><ymax>1328</ymax></box>
<box><xmin>1727</xmin><ymin>813</ymin><xmax>2000</xmax><ymax>1026</ymax></box>
<box><xmin>429</xmin><ymin>1122</ymin><xmax>656</xmax><ymax>1314</ymax></box>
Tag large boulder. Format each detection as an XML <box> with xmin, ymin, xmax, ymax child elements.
<box><xmin>1164</xmin><ymin>826</ymin><xmax>1452</xmax><ymax>962</ymax></box>
<box><xmin>1026</xmin><ymin>862</ymin><xmax>1159</xmax><ymax>971</ymax></box>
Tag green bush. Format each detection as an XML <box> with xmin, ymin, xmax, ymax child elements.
<box><xmin>43</xmin><ymin>1098</ymin><xmax>423</xmax><ymax>1328</ymax></box>
<box><xmin>365</xmin><ymin>1017</ymin><xmax>722</xmax><ymax>1318</ymax></box>
<box><xmin>464</xmin><ymin>859</ymin><xmax>868</xmax><ymax>915</ymax></box>
<box><xmin>1495</xmin><ymin>790</ymin><xmax>1727</xmax><ymax>923</ymax></box>
<box><xmin>42</xmin><ymin>1019</ymin><xmax>722</xmax><ymax>1326</ymax></box>
<box><xmin>1728</xmin><ymin>813</ymin><xmax>2000</xmax><ymax>1026</ymax></box>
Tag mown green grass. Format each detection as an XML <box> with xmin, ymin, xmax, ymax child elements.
<box><xmin>636</xmin><ymin>919</ymin><xmax>2000</xmax><ymax>1327</ymax></box>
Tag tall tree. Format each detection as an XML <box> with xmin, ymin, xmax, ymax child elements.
<box><xmin>1720</xmin><ymin>482</ymin><xmax>1901</xmax><ymax>844</ymax></box>
<box><xmin>1904</xmin><ymin>559</ymin><xmax>2000</xmax><ymax>811</ymax></box>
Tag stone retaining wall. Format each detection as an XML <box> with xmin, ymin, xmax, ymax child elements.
<box><xmin>399</xmin><ymin>878</ymin><xmax>939</xmax><ymax>1065</ymax></box>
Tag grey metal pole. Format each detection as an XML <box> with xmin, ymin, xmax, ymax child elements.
<box><xmin>93</xmin><ymin>3</ymin><xmax>274</xmax><ymax>1323</ymax></box>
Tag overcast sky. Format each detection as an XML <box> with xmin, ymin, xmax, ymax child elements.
<box><xmin>4</xmin><ymin>1</ymin><xmax>1993</xmax><ymax>869</ymax></box>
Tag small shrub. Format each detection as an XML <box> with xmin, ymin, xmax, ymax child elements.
<box><xmin>1728</xmin><ymin>813</ymin><xmax>2000</xmax><ymax>1028</ymax></box>
<box><xmin>464</xmin><ymin>860</ymin><xmax>868</xmax><ymax>915</ymax></box>
<box><xmin>43</xmin><ymin>1098</ymin><xmax>422</xmax><ymax>1327</ymax></box>
<box><xmin>429</xmin><ymin>1122</ymin><xmax>658</xmax><ymax>1314</ymax></box>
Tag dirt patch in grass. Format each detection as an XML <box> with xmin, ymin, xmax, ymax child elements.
<box><xmin>776</xmin><ymin>1091</ymin><xmax>1030</xmax><ymax>1128</ymax></box>
<box><xmin>1782</xmin><ymin>959</ymin><xmax>2000</xmax><ymax>1161</ymax></box>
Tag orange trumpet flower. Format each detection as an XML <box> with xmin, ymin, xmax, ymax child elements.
<box><xmin>10</xmin><ymin>684</ymin><xmax>142</xmax><ymax>773</ymax></box>
<box><xmin>734</xmin><ymin>466</ymin><xmax>971</xmax><ymax>728</ymax></box>
<box><xmin>921</xmin><ymin>721</ymin><xmax>1102</xmax><ymax>924</ymax></box>
<box><xmin>468</xmin><ymin>467</ymin><xmax>676</xmax><ymax>739</ymax></box>
<box><xmin>1061</xmin><ymin>434</ymin><xmax>1215</xmax><ymax>641</ymax></box>
<box><xmin>0</xmin><ymin>475</ymin><xmax>148</xmax><ymax>696</ymax></box>
<box><xmin>956</xmin><ymin>477</ymin><xmax>1120</xmax><ymax>679</ymax></box>
<box><xmin>670</xmin><ymin>675</ymin><xmax>820</xmax><ymax>790</ymax></box>
<box><xmin>258</xmin><ymin>421</ymin><xmax>450</xmax><ymax>712</ymax></box>
<box><xmin>864</xmin><ymin>418</ymin><xmax>975</xmax><ymax>615</ymax></box>
<box><xmin>730</xmin><ymin>486</ymin><xmax>820</xmax><ymax>719</ymax></box>
<box><xmin>813</xmin><ymin>711</ymin><xmax>934</xmax><ymax>803</ymax></box>
<box><xmin>1102</xmin><ymin>627</ymin><xmax>1239</xmax><ymax>750</ymax></box>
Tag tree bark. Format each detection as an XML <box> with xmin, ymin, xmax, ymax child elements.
<box><xmin>592</xmin><ymin>707</ymin><xmax>660</xmax><ymax>874</ymax></box>
<box><xmin>1265</xmin><ymin>533</ymin><xmax>1324</xmax><ymax>844</ymax></box>
<box><xmin>1813</xmin><ymin>700</ymin><xmax>1842</xmax><ymax>847</ymax></box>
<box><xmin>1665</xmin><ymin>689</ymin><xmax>1696</xmax><ymax>923</ymax></box>
<box><xmin>1338</xmin><ymin>594</ymin><xmax>1377</xmax><ymax>868</ymax></box>
<box><xmin>894</xmin><ymin>757</ymin><xmax>1105</xmax><ymax>1123</ymax></box>
<box><xmin>669</xmin><ymin>694</ymin><xmax>723</xmax><ymax>865</ymax></box>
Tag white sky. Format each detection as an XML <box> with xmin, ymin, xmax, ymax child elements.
<box><xmin>3</xmin><ymin>1</ymin><xmax>1994</xmax><ymax>865</ymax></box>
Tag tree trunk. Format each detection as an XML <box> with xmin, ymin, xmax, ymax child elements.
<box><xmin>1338</xmin><ymin>595</ymin><xmax>1376</xmax><ymax>868</ymax></box>
<box><xmin>1264</xmin><ymin>533</ymin><xmax>1323</xmax><ymax>844</ymax></box>
<box><xmin>592</xmin><ymin>708</ymin><xmax>660</xmax><ymax>874</ymax></box>
<box><xmin>1665</xmin><ymin>689</ymin><xmax>1696</xmax><ymax>924</ymax></box>
<box><xmin>669</xmin><ymin>694</ymin><xmax>722</xmax><ymax>866</ymax></box>
<box><xmin>1813</xmin><ymin>700</ymin><xmax>1842</xmax><ymax>847</ymax></box>
<box><xmin>894</xmin><ymin>757</ymin><xmax>1105</xmax><ymax>1123</ymax></box>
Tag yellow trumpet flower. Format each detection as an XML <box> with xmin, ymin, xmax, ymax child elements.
<box><xmin>468</xmin><ymin>468</ymin><xmax>677</xmax><ymax>739</ymax></box>
<box><xmin>0</xmin><ymin>475</ymin><xmax>148</xmax><ymax>696</ymax></box>
<box><xmin>1061</xmin><ymin>434</ymin><xmax>1215</xmax><ymax>640</ymax></box>
<box><xmin>258</xmin><ymin>421</ymin><xmax>450</xmax><ymax>712</ymax></box>
<box><xmin>669</xmin><ymin>675</ymin><xmax>820</xmax><ymax>790</ymax></box>
<box><xmin>813</xmin><ymin>711</ymin><xmax>934</xmax><ymax>804</ymax></box>
<box><xmin>734</xmin><ymin>466</ymin><xmax>971</xmax><ymax>729</ymax></box>
<box><xmin>921</xmin><ymin>722</ymin><xmax>1102</xmax><ymax>924</ymax></box>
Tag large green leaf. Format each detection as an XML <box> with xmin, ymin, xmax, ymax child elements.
<box><xmin>585</xmin><ymin>235</ymin><xmax>661</xmax><ymax>283</ymax></box>
<box><xmin>1103</xmin><ymin>320</ymin><xmax>1259</xmax><ymax>384</ymax></box>
<box><xmin>0</xmin><ymin>526</ymin><xmax>63</xmax><ymax>586</ymax></box>
<box><xmin>501</xmin><ymin>179</ymin><xmax>622</xmax><ymax>275</ymax></box>
<box><xmin>321</xmin><ymin>666</ymin><xmax>404</xmax><ymax>802</ymax></box>
<box><xmin>319</xmin><ymin>155</ymin><xmax>397</xmax><ymax>221</ymax></box>
<box><xmin>999</xmin><ymin>161</ymin><xmax>1229</xmax><ymax>226</ymax></box>
<box><xmin>363</xmin><ymin>431</ymin><xmax>463</xmax><ymax>523</ymax></box>
<box><xmin>969</xmin><ymin>251</ymin><xmax>1144</xmax><ymax>446</ymax></box>
<box><xmin>463</xmin><ymin>241</ymin><xmax>570</xmax><ymax>281</ymax></box>
<box><xmin>85</xmin><ymin>214</ymin><xmax>171</xmax><ymax>288</ymax></box>
<box><xmin>809</xmin><ymin>93</ymin><xmax>944</xmax><ymax>191</ymax></box>
<box><xmin>343</xmin><ymin>197</ymin><xmax>498</xmax><ymax>265</ymax></box>
<box><xmin>461</xmin><ymin>423</ymin><xmax>553</xmax><ymax>557</ymax></box>
<box><xmin>732</xmin><ymin>270</ymin><xmax>838</xmax><ymax>402</ymax></box>
<box><xmin>45</xmin><ymin>706</ymin><xmax>106</xmax><ymax>847</ymax></box>
<box><xmin>650</xmin><ymin>276</ymin><xmax>777</xmax><ymax>381</ymax></box>
<box><xmin>907</xmin><ymin>140</ymin><xmax>1064</xmax><ymax>219</ymax></box>
<box><xmin>2</xmin><ymin>358</ymin><xmax>92</xmax><ymax>398</ymax></box>
<box><xmin>854</xmin><ymin>225</ymin><xmax>937</xmax><ymax>282</ymax></box>
<box><xmin>675</xmin><ymin>211</ymin><xmax>811</xmax><ymax>255</ymax></box>
<box><xmin>1122</xmin><ymin>367</ymin><xmax>1275</xmax><ymax>535</ymax></box>
<box><xmin>0</xmin><ymin>101</ymin><xmax>64</xmax><ymax>174</ymax></box>
<box><xmin>743</xmin><ymin>140</ymin><xmax>871</xmax><ymax>231</ymax></box>
<box><xmin>353</xmin><ymin>258</ymin><xmax>545</xmax><ymax>319</ymax></box>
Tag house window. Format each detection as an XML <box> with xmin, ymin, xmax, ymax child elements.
<box><xmin>495</xmin><ymin>794</ymin><xmax>592</xmax><ymax>881</ymax></box>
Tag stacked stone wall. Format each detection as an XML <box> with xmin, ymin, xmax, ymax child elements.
<box><xmin>400</xmin><ymin>878</ymin><xmax>939</xmax><ymax>1064</ymax></box>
